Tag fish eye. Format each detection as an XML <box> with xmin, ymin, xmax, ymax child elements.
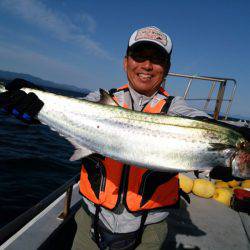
<box><xmin>236</xmin><ymin>140</ymin><xmax>247</xmax><ymax>149</ymax></box>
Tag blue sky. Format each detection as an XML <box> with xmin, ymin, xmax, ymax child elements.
<box><xmin>0</xmin><ymin>0</ymin><xmax>249</xmax><ymax>117</ymax></box>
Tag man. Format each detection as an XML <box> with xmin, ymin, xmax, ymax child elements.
<box><xmin>0</xmin><ymin>26</ymin><xmax>209</xmax><ymax>249</ymax></box>
<box><xmin>72</xmin><ymin>26</ymin><xmax>209</xmax><ymax>250</ymax></box>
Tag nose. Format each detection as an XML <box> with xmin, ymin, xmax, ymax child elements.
<box><xmin>141</xmin><ymin>59</ymin><xmax>153</xmax><ymax>71</ymax></box>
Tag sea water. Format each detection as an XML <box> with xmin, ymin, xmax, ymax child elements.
<box><xmin>0</xmin><ymin>89</ymin><xmax>87</xmax><ymax>228</ymax></box>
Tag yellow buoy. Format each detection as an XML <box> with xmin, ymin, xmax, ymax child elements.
<box><xmin>192</xmin><ymin>179</ymin><xmax>215</xmax><ymax>198</ymax></box>
<box><xmin>227</xmin><ymin>180</ymin><xmax>241</xmax><ymax>188</ymax></box>
<box><xmin>213</xmin><ymin>188</ymin><xmax>233</xmax><ymax>206</ymax></box>
<box><xmin>179</xmin><ymin>174</ymin><xmax>193</xmax><ymax>193</ymax></box>
<box><xmin>214</xmin><ymin>179</ymin><xmax>222</xmax><ymax>183</ymax></box>
<box><xmin>241</xmin><ymin>180</ymin><xmax>250</xmax><ymax>189</ymax></box>
<box><xmin>215</xmin><ymin>181</ymin><xmax>229</xmax><ymax>188</ymax></box>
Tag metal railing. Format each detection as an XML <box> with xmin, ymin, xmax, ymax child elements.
<box><xmin>166</xmin><ymin>73</ymin><xmax>237</xmax><ymax>120</ymax></box>
<box><xmin>0</xmin><ymin>174</ymin><xmax>80</xmax><ymax>245</ymax></box>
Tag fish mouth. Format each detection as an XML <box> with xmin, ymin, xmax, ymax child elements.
<box><xmin>231</xmin><ymin>150</ymin><xmax>250</xmax><ymax>179</ymax></box>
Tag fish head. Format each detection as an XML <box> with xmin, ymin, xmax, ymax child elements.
<box><xmin>232</xmin><ymin>141</ymin><xmax>250</xmax><ymax>179</ymax></box>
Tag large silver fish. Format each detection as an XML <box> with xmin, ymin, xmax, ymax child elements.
<box><xmin>0</xmin><ymin>84</ymin><xmax>249</xmax><ymax>178</ymax></box>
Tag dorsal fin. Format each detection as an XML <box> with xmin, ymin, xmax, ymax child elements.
<box><xmin>98</xmin><ymin>89</ymin><xmax>118</xmax><ymax>106</ymax></box>
<box><xmin>208</xmin><ymin>143</ymin><xmax>234</xmax><ymax>151</ymax></box>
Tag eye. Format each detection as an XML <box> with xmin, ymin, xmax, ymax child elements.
<box><xmin>130</xmin><ymin>52</ymin><xmax>166</xmax><ymax>65</ymax></box>
<box><xmin>131</xmin><ymin>53</ymin><xmax>147</xmax><ymax>62</ymax></box>
<box><xmin>151</xmin><ymin>56</ymin><xmax>164</xmax><ymax>64</ymax></box>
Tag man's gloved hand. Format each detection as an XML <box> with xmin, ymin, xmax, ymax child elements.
<box><xmin>0</xmin><ymin>78</ymin><xmax>44</xmax><ymax>124</ymax></box>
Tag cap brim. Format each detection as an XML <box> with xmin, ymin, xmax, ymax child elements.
<box><xmin>128</xmin><ymin>41</ymin><xmax>169</xmax><ymax>58</ymax></box>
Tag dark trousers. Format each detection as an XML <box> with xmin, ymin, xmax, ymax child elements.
<box><xmin>71</xmin><ymin>207</ymin><xmax>168</xmax><ymax>250</ymax></box>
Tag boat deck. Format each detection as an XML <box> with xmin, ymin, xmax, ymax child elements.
<box><xmin>1</xmin><ymin>185</ymin><xmax>249</xmax><ymax>250</ymax></box>
<box><xmin>164</xmin><ymin>194</ymin><xmax>249</xmax><ymax>249</ymax></box>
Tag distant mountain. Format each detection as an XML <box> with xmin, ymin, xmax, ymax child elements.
<box><xmin>229</xmin><ymin>114</ymin><xmax>250</xmax><ymax>121</ymax></box>
<box><xmin>216</xmin><ymin>112</ymin><xmax>250</xmax><ymax>122</ymax></box>
<box><xmin>0</xmin><ymin>69</ymin><xmax>90</xmax><ymax>95</ymax></box>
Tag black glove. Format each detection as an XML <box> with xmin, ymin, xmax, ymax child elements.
<box><xmin>0</xmin><ymin>78</ymin><xmax>44</xmax><ymax>124</ymax></box>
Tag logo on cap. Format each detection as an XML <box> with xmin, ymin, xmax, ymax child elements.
<box><xmin>135</xmin><ymin>27</ymin><xmax>168</xmax><ymax>46</ymax></box>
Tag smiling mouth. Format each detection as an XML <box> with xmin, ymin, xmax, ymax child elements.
<box><xmin>138</xmin><ymin>73</ymin><xmax>152</xmax><ymax>81</ymax></box>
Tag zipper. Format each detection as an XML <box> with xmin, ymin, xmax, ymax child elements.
<box><xmin>139</xmin><ymin>96</ymin><xmax>143</xmax><ymax>107</ymax></box>
<box><xmin>115</xmin><ymin>164</ymin><xmax>130</xmax><ymax>213</ymax></box>
<box><xmin>138</xmin><ymin>170</ymin><xmax>153</xmax><ymax>195</ymax></box>
<box><xmin>98</xmin><ymin>161</ymin><xmax>106</xmax><ymax>192</ymax></box>
<box><xmin>121</xmin><ymin>164</ymin><xmax>130</xmax><ymax>203</ymax></box>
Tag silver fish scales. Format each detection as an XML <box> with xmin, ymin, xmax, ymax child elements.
<box><xmin>0</xmin><ymin>84</ymin><xmax>249</xmax><ymax>178</ymax></box>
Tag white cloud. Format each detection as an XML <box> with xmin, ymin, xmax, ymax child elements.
<box><xmin>79</xmin><ymin>13</ymin><xmax>97</xmax><ymax>33</ymax></box>
<box><xmin>0</xmin><ymin>41</ymin><xmax>91</xmax><ymax>87</ymax></box>
<box><xmin>0</xmin><ymin>0</ymin><xmax>112</xmax><ymax>59</ymax></box>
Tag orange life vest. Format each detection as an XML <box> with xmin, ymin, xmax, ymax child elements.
<box><xmin>79</xmin><ymin>84</ymin><xmax>179</xmax><ymax>212</ymax></box>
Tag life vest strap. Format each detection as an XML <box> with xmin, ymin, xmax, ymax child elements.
<box><xmin>135</xmin><ymin>210</ymin><xmax>148</xmax><ymax>248</ymax></box>
<box><xmin>92</xmin><ymin>204</ymin><xmax>149</xmax><ymax>249</ymax></box>
<box><xmin>161</xmin><ymin>96</ymin><xmax>175</xmax><ymax>114</ymax></box>
<box><xmin>93</xmin><ymin>204</ymin><xmax>101</xmax><ymax>247</ymax></box>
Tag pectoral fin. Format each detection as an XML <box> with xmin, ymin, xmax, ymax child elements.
<box><xmin>70</xmin><ymin>147</ymin><xmax>94</xmax><ymax>161</ymax></box>
<box><xmin>67</xmin><ymin>137</ymin><xmax>94</xmax><ymax>161</ymax></box>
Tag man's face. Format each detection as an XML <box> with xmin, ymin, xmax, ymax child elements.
<box><xmin>123</xmin><ymin>44</ymin><xmax>169</xmax><ymax>97</ymax></box>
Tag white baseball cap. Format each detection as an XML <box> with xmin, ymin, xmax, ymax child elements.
<box><xmin>128</xmin><ymin>26</ymin><xmax>172</xmax><ymax>55</ymax></box>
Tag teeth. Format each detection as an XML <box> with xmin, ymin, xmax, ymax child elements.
<box><xmin>138</xmin><ymin>73</ymin><xmax>151</xmax><ymax>80</ymax></box>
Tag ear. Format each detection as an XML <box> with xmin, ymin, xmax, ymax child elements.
<box><xmin>164</xmin><ymin>61</ymin><xmax>171</xmax><ymax>77</ymax></box>
<box><xmin>123</xmin><ymin>57</ymin><xmax>128</xmax><ymax>73</ymax></box>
